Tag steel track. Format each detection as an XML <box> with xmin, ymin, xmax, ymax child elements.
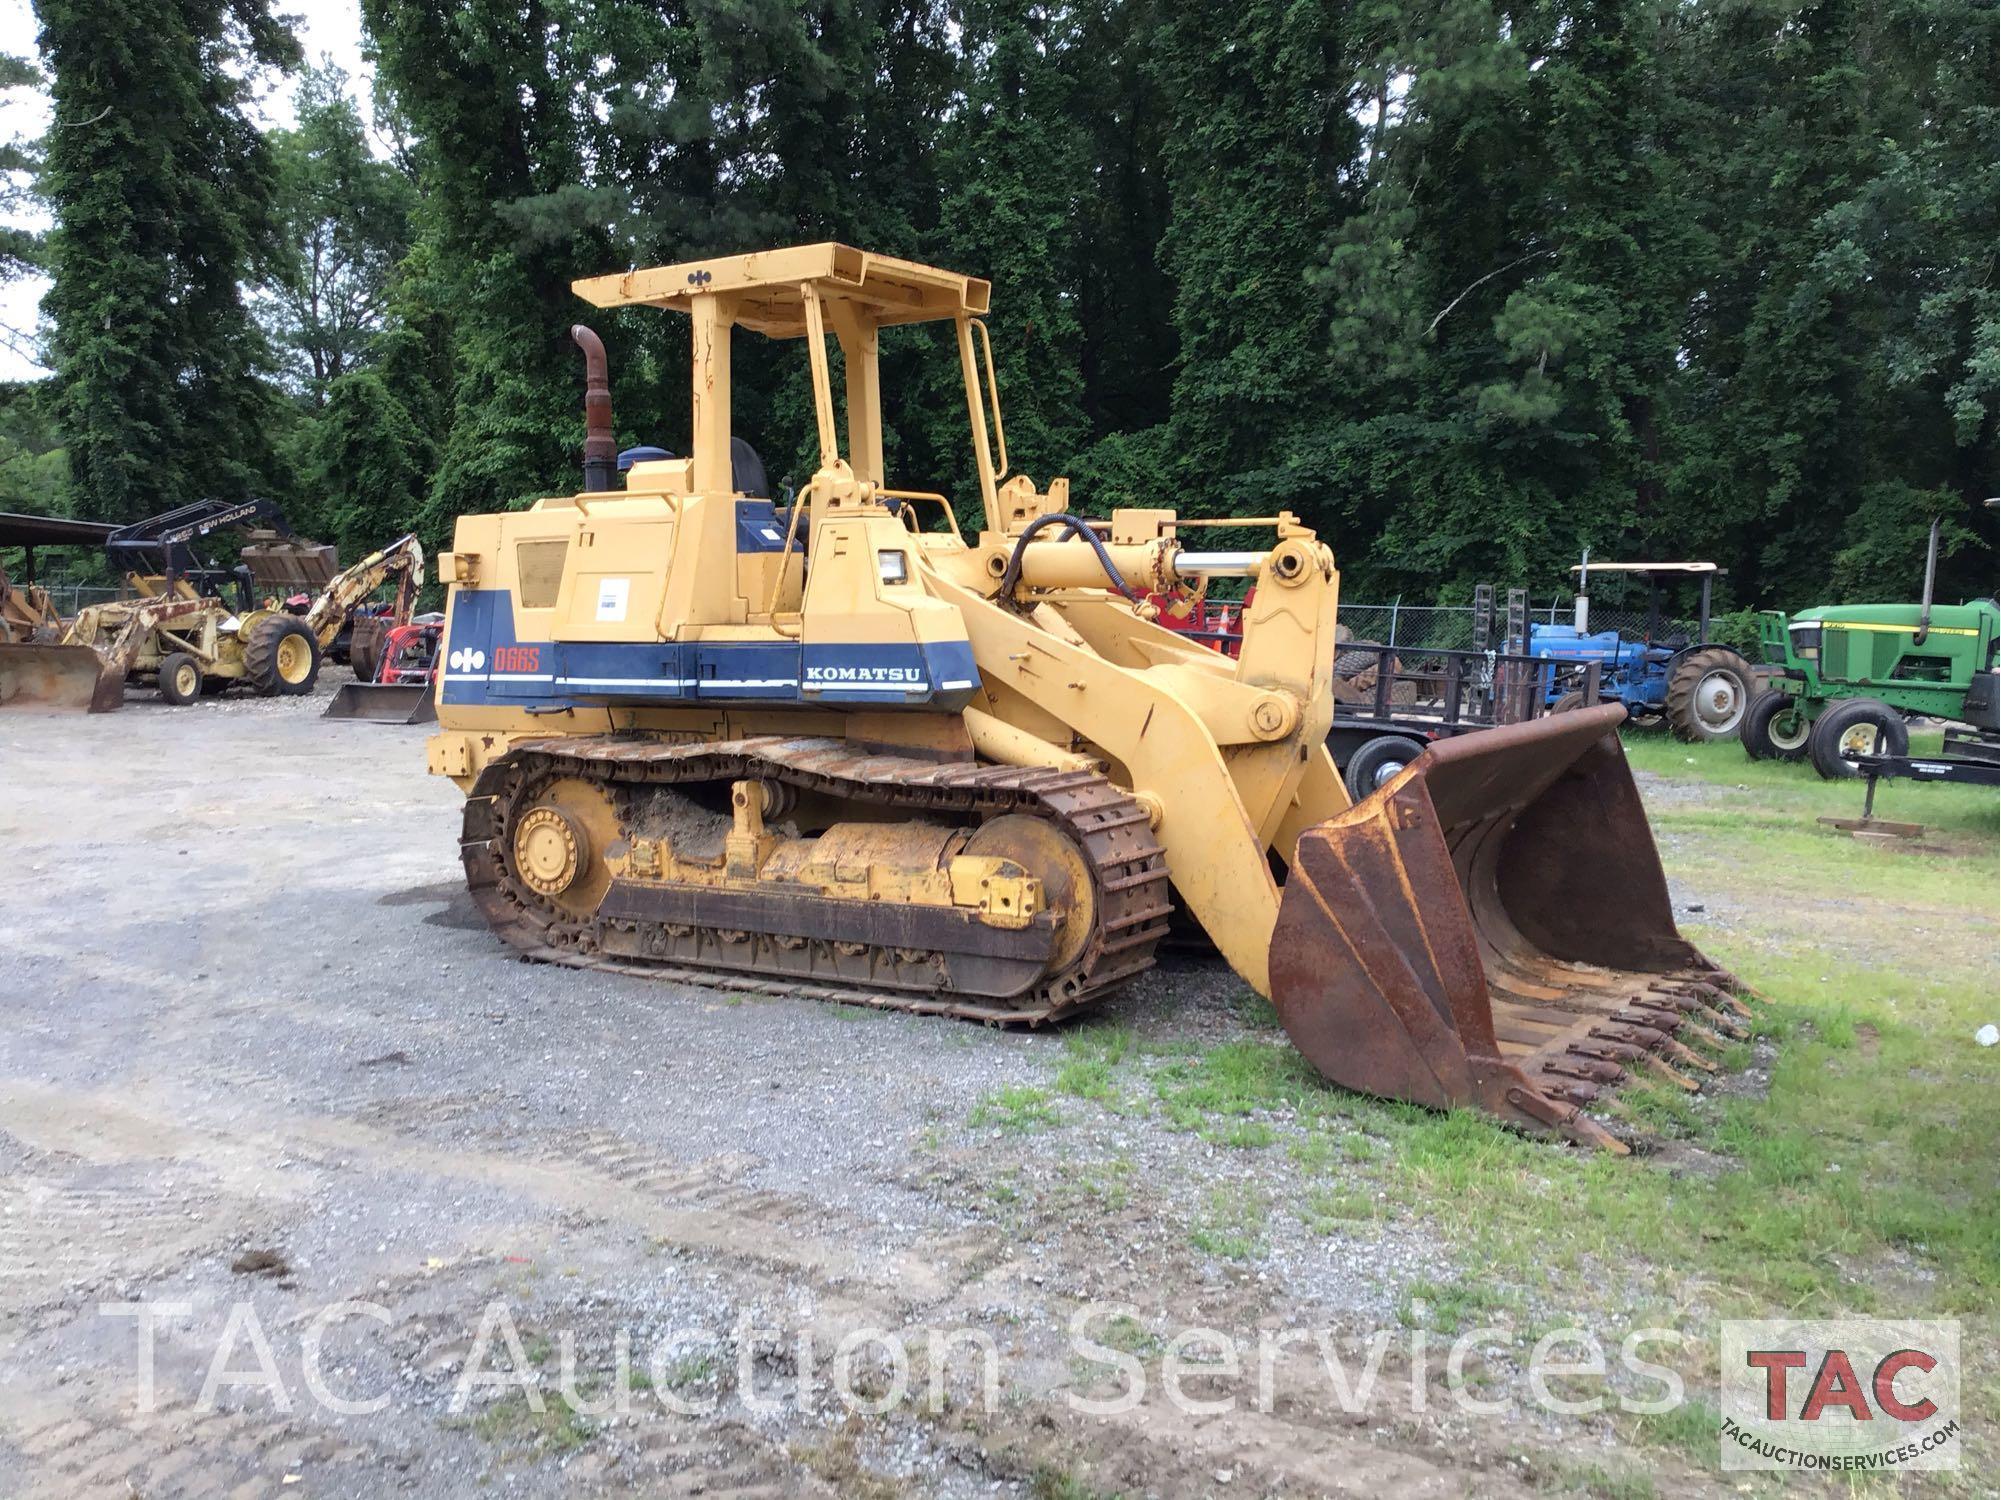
<box><xmin>461</xmin><ymin>734</ymin><xmax>1174</xmax><ymax>1024</ymax></box>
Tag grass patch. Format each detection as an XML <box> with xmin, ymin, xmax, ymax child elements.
<box><xmin>1189</xmin><ymin>1182</ymin><xmax>1268</xmax><ymax>1261</ymax></box>
<box><xmin>1054</xmin><ymin>1026</ymin><xmax>1135</xmax><ymax>1102</ymax></box>
<box><xmin>1623</xmin><ymin>1393</ymin><xmax>1722</xmax><ymax>1462</ymax></box>
<box><xmin>1013</xmin><ymin>730</ymin><xmax>1995</xmax><ymax>1469</ymax></box>
<box><xmin>1150</xmin><ymin>1039</ymin><xmax>1328</xmax><ymax>1129</ymax></box>
<box><xmin>1301</xmin><ymin>1184</ymin><xmax>1376</xmax><ymax>1232</ymax></box>
<box><xmin>1092</xmin><ymin>1313</ymin><xmax>1164</xmax><ymax>1356</ymax></box>
<box><xmin>464</xmin><ymin>1390</ymin><xmax>596</xmax><ymax>1454</ymax></box>
<box><xmin>1394</xmin><ymin>1276</ymin><xmax>1518</xmax><ymax>1336</ymax></box>
<box><xmin>968</xmin><ymin>1085</ymin><xmax>1060</xmax><ymax>1134</ymax></box>
<box><xmin>1029</xmin><ymin>1466</ymin><xmax>1123</xmax><ymax>1500</ymax></box>
<box><xmin>653</xmin><ymin>1349</ymin><xmax>715</xmax><ymax>1389</ymax></box>
<box><xmin>1622</xmin><ymin>730</ymin><xmax>1999</xmax><ymax>838</ymax></box>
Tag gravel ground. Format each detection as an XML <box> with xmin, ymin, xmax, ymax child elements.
<box><xmin>0</xmin><ymin>678</ymin><xmax>1750</xmax><ymax>1498</ymax></box>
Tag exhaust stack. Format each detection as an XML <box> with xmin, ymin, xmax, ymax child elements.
<box><xmin>571</xmin><ymin>325</ymin><xmax>617</xmax><ymax>493</ymax></box>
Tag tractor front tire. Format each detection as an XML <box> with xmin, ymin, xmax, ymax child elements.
<box><xmin>242</xmin><ymin>615</ymin><xmax>322</xmax><ymax>697</ymax></box>
<box><xmin>1808</xmin><ymin>698</ymin><xmax>1908</xmax><ymax>780</ymax></box>
<box><xmin>158</xmin><ymin>652</ymin><xmax>204</xmax><ymax>705</ymax></box>
<box><xmin>1665</xmin><ymin>647</ymin><xmax>1755</xmax><ymax>742</ymax></box>
<box><xmin>1741</xmin><ymin>689</ymin><xmax>1811</xmax><ymax>762</ymax></box>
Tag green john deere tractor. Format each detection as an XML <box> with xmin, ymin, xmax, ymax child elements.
<box><xmin>1743</xmin><ymin>522</ymin><xmax>2000</xmax><ymax>778</ymax></box>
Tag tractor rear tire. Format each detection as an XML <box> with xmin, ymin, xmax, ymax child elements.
<box><xmin>1741</xmin><ymin>689</ymin><xmax>1811</xmax><ymax>762</ymax></box>
<box><xmin>242</xmin><ymin>615</ymin><xmax>322</xmax><ymax>697</ymax></box>
<box><xmin>1665</xmin><ymin>647</ymin><xmax>1755</xmax><ymax>742</ymax></box>
<box><xmin>1343</xmin><ymin>734</ymin><xmax>1425</xmax><ymax>801</ymax></box>
<box><xmin>158</xmin><ymin>652</ymin><xmax>203</xmax><ymax>705</ymax></box>
<box><xmin>1549</xmin><ymin>690</ymin><xmax>1588</xmax><ymax>714</ymax></box>
<box><xmin>1808</xmin><ymin>698</ymin><xmax>1907</xmax><ymax>780</ymax></box>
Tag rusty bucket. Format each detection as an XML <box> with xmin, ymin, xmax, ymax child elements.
<box><xmin>1272</xmin><ymin>704</ymin><xmax>1751</xmax><ymax>1150</ymax></box>
<box><xmin>0</xmin><ymin>642</ymin><xmax>124</xmax><ymax>713</ymax></box>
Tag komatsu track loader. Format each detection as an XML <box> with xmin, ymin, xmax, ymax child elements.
<box><xmin>426</xmin><ymin>244</ymin><xmax>1757</xmax><ymax>1150</ymax></box>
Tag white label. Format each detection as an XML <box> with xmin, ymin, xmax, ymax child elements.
<box><xmin>595</xmin><ymin>578</ymin><xmax>630</xmax><ymax>622</ymax></box>
<box><xmin>761</xmin><ymin>527</ymin><xmax>783</xmax><ymax>542</ymax></box>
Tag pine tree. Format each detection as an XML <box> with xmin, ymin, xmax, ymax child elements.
<box><xmin>929</xmin><ymin>1</ymin><xmax>1093</xmax><ymax>509</ymax></box>
<box><xmin>36</xmin><ymin>0</ymin><xmax>299</xmax><ymax>522</ymax></box>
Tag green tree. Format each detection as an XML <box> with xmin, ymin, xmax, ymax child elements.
<box><xmin>262</xmin><ymin>61</ymin><xmax>417</xmax><ymax>397</ymax></box>
<box><xmin>35</xmin><ymin>0</ymin><xmax>299</xmax><ymax>521</ymax></box>
<box><xmin>1152</xmin><ymin>0</ymin><xmax>1365</xmax><ymax>520</ymax></box>
<box><xmin>1668</xmin><ymin>0</ymin><xmax>1997</xmax><ymax>602</ymax></box>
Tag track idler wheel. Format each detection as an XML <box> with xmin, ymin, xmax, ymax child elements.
<box><xmin>506</xmin><ymin>776</ymin><xmax>620</xmax><ymax>918</ymax></box>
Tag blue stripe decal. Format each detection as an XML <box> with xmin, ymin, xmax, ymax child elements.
<box><xmin>439</xmin><ymin>589</ymin><xmax>978</xmax><ymax>710</ymax></box>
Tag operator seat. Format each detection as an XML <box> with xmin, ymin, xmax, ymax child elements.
<box><xmin>617</xmin><ymin>437</ymin><xmax>769</xmax><ymax>501</ymax></box>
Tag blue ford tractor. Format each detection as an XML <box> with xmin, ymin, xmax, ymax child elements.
<box><xmin>1528</xmin><ymin>559</ymin><xmax>1759</xmax><ymax>742</ymax></box>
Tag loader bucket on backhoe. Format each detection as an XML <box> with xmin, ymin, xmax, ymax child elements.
<box><xmin>1272</xmin><ymin>704</ymin><xmax>1753</xmax><ymax>1151</ymax></box>
<box><xmin>323</xmin><ymin>681</ymin><xmax>437</xmax><ymax>723</ymax></box>
<box><xmin>0</xmin><ymin>642</ymin><xmax>123</xmax><ymax>713</ymax></box>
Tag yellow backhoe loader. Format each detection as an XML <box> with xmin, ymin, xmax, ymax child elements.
<box><xmin>3</xmin><ymin>531</ymin><xmax>424</xmax><ymax>712</ymax></box>
<box><xmin>424</xmin><ymin>245</ymin><xmax>1756</xmax><ymax>1150</ymax></box>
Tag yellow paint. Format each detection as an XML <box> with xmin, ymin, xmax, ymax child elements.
<box><xmin>1824</xmin><ymin>620</ymin><xmax>1978</xmax><ymax>636</ymax></box>
<box><xmin>430</xmin><ymin>243</ymin><xmax>1387</xmax><ymax>1002</ymax></box>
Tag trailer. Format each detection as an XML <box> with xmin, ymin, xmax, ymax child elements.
<box><xmin>1146</xmin><ymin>588</ymin><xmax>1588</xmax><ymax>798</ymax></box>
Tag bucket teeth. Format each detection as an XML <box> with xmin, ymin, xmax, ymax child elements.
<box><xmin>1569</xmin><ymin>1039</ymin><xmax>1645</xmax><ymax>1065</ymax></box>
<box><xmin>1640</xmin><ymin>1053</ymin><xmax>1698</xmax><ymax>1091</ymax></box>
<box><xmin>1661</xmin><ymin>1037</ymin><xmax>1718</xmax><ymax>1072</ymax></box>
<box><xmin>1542</xmin><ymin>1057</ymin><xmax>1626</xmax><ymax>1085</ymax></box>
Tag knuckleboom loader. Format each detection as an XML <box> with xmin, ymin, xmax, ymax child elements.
<box><xmin>426</xmin><ymin>245</ymin><xmax>1756</xmax><ymax>1150</ymax></box>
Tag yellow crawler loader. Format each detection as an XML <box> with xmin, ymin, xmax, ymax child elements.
<box><xmin>425</xmin><ymin>245</ymin><xmax>1756</xmax><ymax>1149</ymax></box>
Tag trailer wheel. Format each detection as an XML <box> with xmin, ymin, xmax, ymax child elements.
<box><xmin>1343</xmin><ymin>735</ymin><xmax>1424</xmax><ymax>801</ymax></box>
<box><xmin>1665</xmin><ymin>647</ymin><xmax>1755</xmax><ymax>741</ymax></box>
<box><xmin>1808</xmin><ymin>698</ymin><xmax>1908</xmax><ymax>780</ymax></box>
<box><xmin>242</xmin><ymin>615</ymin><xmax>322</xmax><ymax>697</ymax></box>
<box><xmin>1741</xmin><ymin>689</ymin><xmax>1810</xmax><ymax>762</ymax></box>
<box><xmin>158</xmin><ymin>652</ymin><xmax>204</xmax><ymax>705</ymax></box>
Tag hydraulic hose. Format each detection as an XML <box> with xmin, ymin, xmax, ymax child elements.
<box><xmin>996</xmin><ymin>513</ymin><xmax>1143</xmax><ymax>603</ymax></box>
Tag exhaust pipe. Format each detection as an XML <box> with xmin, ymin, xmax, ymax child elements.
<box><xmin>571</xmin><ymin>325</ymin><xmax>617</xmax><ymax>494</ymax></box>
<box><xmin>1914</xmin><ymin>518</ymin><xmax>1940</xmax><ymax>645</ymax></box>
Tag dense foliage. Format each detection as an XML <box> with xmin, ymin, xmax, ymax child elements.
<box><xmin>33</xmin><ymin>0</ymin><xmax>299</xmax><ymax>520</ymax></box>
<box><xmin>19</xmin><ymin>0</ymin><xmax>2000</xmax><ymax>607</ymax></box>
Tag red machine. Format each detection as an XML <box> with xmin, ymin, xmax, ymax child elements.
<box><xmin>376</xmin><ymin>620</ymin><xmax>442</xmax><ymax>684</ymax></box>
<box><xmin>322</xmin><ymin>616</ymin><xmax>442</xmax><ymax>723</ymax></box>
<box><xmin>1145</xmin><ymin>590</ymin><xmax>1250</xmax><ymax>658</ymax></box>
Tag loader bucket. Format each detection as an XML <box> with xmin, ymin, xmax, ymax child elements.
<box><xmin>1272</xmin><ymin>704</ymin><xmax>1753</xmax><ymax>1151</ymax></box>
<box><xmin>323</xmin><ymin>680</ymin><xmax>437</xmax><ymax>723</ymax></box>
<box><xmin>0</xmin><ymin>642</ymin><xmax>123</xmax><ymax>713</ymax></box>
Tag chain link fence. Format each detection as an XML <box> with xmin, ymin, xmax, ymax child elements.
<box><xmin>31</xmin><ymin>583</ymin><xmax>129</xmax><ymax>615</ymax></box>
<box><xmin>1341</xmin><ymin>600</ymin><xmax>1704</xmax><ymax>652</ymax></box>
